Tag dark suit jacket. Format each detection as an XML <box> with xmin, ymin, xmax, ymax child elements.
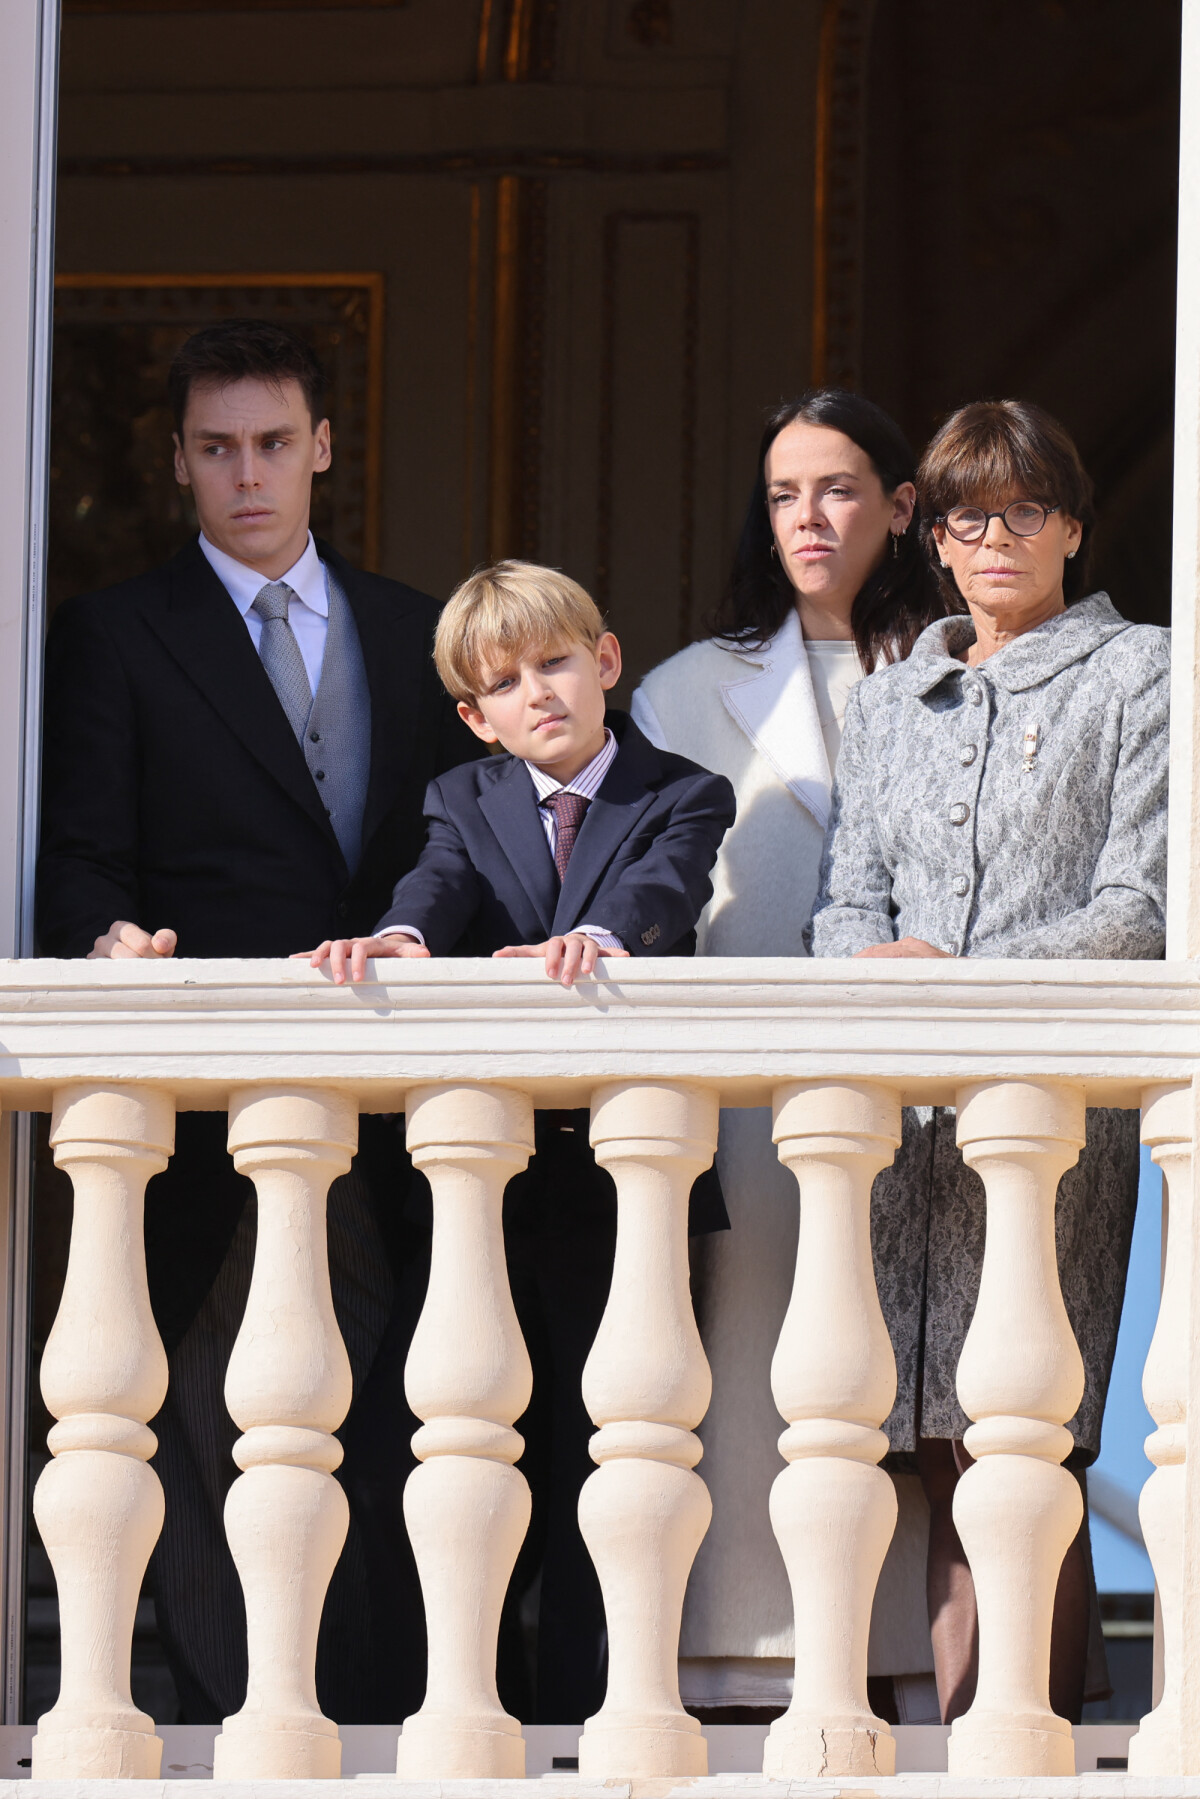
<box><xmin>37</xmin><ymin>536</ymin><xmax>483</xmax><ymax>958</ymax></box>
<box><xmin>375</xmin><ymin>711</ymin><xmax>736</xmax><ymax>955</ymax></box>
<box><xmin>36</xmin><ymin>536</ymin><xmax>484</xmax><ymax>1353</ymax></box>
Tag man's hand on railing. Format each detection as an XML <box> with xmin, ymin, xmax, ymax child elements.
<box><xmin>299</xmin><ymin>934</ymin><xmax>431</xmax><ymax>985</ymax></box>
<box><xmin>87</xmin><ymin>921</ymin><xmax>178</xmax><ymax>959</ymax></box>
<box><xmin>493</xmin><ymin>933</ymin><xmax>631</xmax><ymax>988</ymax></box>
<box><xmin>853</xmin><ymin>937</ymin><xmax>953</xmax><ymax>959</ymax></box>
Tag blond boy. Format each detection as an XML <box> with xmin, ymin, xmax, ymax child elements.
<box><xmin>309</xmin><ymin>559</ymin><xmax>735</xmax><ymax>984</ymax></box>
<box><xmin>305</xmin><ymin>561</ymin><xmax>735</xmax><ymax>1720</ymax></box>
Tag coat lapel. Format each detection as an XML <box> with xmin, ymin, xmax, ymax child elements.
<box><xmin>477</xmin><ymin>758</ymin><xmax>560</xmax><ymax>939</ymax></box>
<box><xmin>320</xmin><ymin>543</ymin><xmax>424</xmax><ymax>852</ymax></box>
<box><xmin>718</xmin><ymin>608</ymin><xmax>834</xmax><ymax>829</ymax></box>
<box><xmin>552</xmin><ymin>721</ymin><xmax>656</xmax><ymax>935</ymax></box>
<box><xmin>140</xmin><ymin>541</ymin><xmax>343</xmax><ymax>859</ymax></box>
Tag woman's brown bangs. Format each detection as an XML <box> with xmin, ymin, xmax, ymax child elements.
<box><xmin>928</xmin><ymin>426</ymin><xmax>1060</xmax><ymax>515</ymax></box>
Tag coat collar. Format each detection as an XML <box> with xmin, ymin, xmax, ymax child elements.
<box><xmin>717</xmin><ymin>608</ymin><xmax>833</xmax><ymax>829</ymax></box>
<box><xmin>900</xmin><ymin>592</ymin><xmax>1133</xmax><ymax>698</ymax></box>
<box><xmin>476</xmin><ymin>757</ymin><xmax>560</xmax><ymax>939</ymax></box>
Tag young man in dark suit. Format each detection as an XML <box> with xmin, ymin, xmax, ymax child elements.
<box><xmin>308</xmin><ymin>560</ymin><xmax>735</xmax><ymax>1723</ymax></box>
<box><xmin>36</xmin><ymin>320</ymin><xmax>483</xmax><ymax>1724</ymax></box>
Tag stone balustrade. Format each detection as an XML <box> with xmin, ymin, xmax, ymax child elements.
<box><xmin>4</xmin><ymin>956</ymin><xmax>1200</xmax><ymax>1785</ymax></box>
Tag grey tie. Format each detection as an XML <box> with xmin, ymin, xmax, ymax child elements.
<box><xmin>252</xmin><ymin>582</ymin><xmax>313</xmax><ymax>741</ymax></box>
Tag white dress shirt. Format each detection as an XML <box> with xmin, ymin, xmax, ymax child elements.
<box><xmin>199</xmin><ymin>530</ymin><xmax>330</xmax><ymax>695</ymax></box>
<box><xmin>804</xmin><ymin>638</ymin><xmax>866</xmax><ymax>769</ymax></box>
<box><xmin>383</xmin><ymin>728</ymin><xmax>622</xmax><ymax>949</ymax></box>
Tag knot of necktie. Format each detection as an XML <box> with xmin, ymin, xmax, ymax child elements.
<box><xmin>541</xmin><ymin>789</ymin><xmax>590</xmax><ymax>882</ymax></box>
<box><xmin>252</xmin><ymin>582</ymin><xmax>294</xmax><ymax>623</ymax></box>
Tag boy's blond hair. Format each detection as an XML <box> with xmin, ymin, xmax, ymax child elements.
<box><xmin>434</xmin><ymin>560</ymin><xmax>605</xmax><ymax>704</ymax></box>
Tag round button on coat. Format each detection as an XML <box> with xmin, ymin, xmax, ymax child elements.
<box><xmin>960</xmin><ymin>743</ymin><xmax>978</xmax><ymax>766</ymax></box>
<box><xmin>966</xmin><ymin>685</ymin><xmax>983</xmax><ymax>705</ymax></box>
<box><xmin>952</xmin><ymin>874</ymin><xmax>970</xmax><ymax>896</ymax></box>
<box><xmin>949</xmin><ymin>802</ymin><xmax>970</xmax><ymax>824</ymax></box>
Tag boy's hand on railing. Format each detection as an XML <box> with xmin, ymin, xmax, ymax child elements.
<box><xmin>87</xmin><ymin>921</ymin><xmax>178</xmax><ymax>960</ymax></box>
<box><xmin>297</xmin><ymin>934</ymin><xmax>431</xmax><ymax>985</ymax></box>
<box><xmin>854</xmin><ymin>937</ymin><xmax>953</xmax><ymax>959</ymax></box>
<box><xmin>493</xmin><ymin>933</ymin><xmax>631</xmax><ymax>988</ymax></box>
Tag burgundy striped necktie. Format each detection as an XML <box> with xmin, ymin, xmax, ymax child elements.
<box><xmin>541</xmin><ymin>789</ymin><xmax>590</xmax><ymax>882</ymax></box>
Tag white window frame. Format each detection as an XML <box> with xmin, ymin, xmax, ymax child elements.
<box><xmin>0</xmin><ymin>0</ymin><xmax>60</xmax><ymax>1722</ymax></box>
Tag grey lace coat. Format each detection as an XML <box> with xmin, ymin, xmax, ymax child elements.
<box><xmin>811</xmin><ymin>593</ymin><xmax>1170</xmax><ymax>1458</ymax></box>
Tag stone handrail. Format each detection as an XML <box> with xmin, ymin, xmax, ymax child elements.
<box><xmin>5</xmin><ymin>957</ymin><xmax>1198</xmax><ymax>1782</ymax></box>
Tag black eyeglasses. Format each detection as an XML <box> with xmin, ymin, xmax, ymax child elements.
<box><xmin>939</xmin><ymin>502</ymin><xmax>1060</xmax><ymax>543</ymax></box>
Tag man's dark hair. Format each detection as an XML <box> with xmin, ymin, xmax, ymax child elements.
<box><xmin>168</xmin><ymin>319</ymin><xmax>327</xmax><ymax>435</ymax></box>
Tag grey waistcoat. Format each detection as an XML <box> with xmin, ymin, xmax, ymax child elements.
<box><xmin>303</xmin><ymin>568</ymin><xmax>372</xmax><ymax>875</ymax></box>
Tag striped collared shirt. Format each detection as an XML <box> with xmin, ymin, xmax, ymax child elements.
<box><xmin>528</xmin><ymin>728</ymin><xmax>621</xmax><ymax>948</ymax></box>
<box><xmin>526</xmin><ymin>726</ymin><xmax>618</xmax><ymax>855</ymax></box>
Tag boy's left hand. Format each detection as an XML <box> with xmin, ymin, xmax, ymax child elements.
<box><xmin>493</xmin><ymin>933</ymin><xmax>631</xmax><ymax>987</ymax></box>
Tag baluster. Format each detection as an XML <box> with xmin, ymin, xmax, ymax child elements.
<box><xmin>577</xmin><ymin>1080</ymin><xmax>718</xmax><ymax>1779</ymax></box>
<box><xmin>396</xmin><ymin>1083</ymin><xmax>535</xmax><ymax>1779</ymax></box>
<box><xmin>212</xmin><ymin>1087</ymin><xmax>357</xmax><ymax>1780</ymax></box>
<box><xmin>1129</xmin><ymin>1081</ymin><xmax>1195</xmax><ymax>1773</ymax></box>
<box><xmin>32</xmin><ymin>1084</ymin><xmax>174</xmax><ymax>1778</ymax></box>
<box><xmin>763</xmin><ymin>1081</ymin><xmax>901</xmax><ymax>1779</ymax></box>
<box><xmin>946</xmin><ymin>1079</ymin><xmax>1086</xmax><ymax>1777</ymax></box>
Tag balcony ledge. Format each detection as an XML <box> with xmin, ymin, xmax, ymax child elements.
<box><xmin>1</xmin><ymin>1775</ymin><xmax>1197</xmax><ymax>1798</ymax></box>
<box><xmin>0</xmin><ymin>955</ymin><xmax>1195</xmax><ymax>1110</ymax></box>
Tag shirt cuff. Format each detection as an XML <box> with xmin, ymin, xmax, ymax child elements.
<box><xmin>378</xmin><ymin>925</ymin><xmax>426</xmax><ymax>946</ymax></box>
<box><xmin>574</xmin><ymin>926</ymin><xmax>625</xmax><ymax>950</ymax></box>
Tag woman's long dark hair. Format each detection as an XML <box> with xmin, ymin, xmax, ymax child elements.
<box><xmin>710</xmin><ymin>389</ymin><xmax>960</xmax><ymax>673</ymax></box>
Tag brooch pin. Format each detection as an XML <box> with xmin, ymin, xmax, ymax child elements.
<box><xmin>1022</xmin><ymin>723</ymin><xmax>1040</xmax><ymax>773</ymax></box>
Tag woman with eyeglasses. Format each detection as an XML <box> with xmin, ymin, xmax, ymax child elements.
<box><xmin>630</xmin><ymin>389</ymin><xmax>956</xmax><ymax>1720</ymax></box>
<box><xmin>812</xmin><ymin>398</ymin><xmax>1170</xmax><ymax>1724</ymax></box>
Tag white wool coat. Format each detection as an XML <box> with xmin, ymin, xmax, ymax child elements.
<box><xmin>632</xmin><ymin>608</ymin><xmax>830</xmax><ymax>958</ymax></box>
<box><xmin>632</xmin><ymin>611</ymin><xmax>934</xmax><ymax>1688</ymax></box>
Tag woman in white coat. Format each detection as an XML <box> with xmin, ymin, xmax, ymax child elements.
<box><xmin>631</xmin><ymin>389</ymin><xmax>956</xmax><ymax>1720</ymax></box>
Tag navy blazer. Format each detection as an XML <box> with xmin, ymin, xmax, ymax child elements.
<box><xmin>374</xmin><ymin>711</ymin><xmax>736</xmax><ymax>954</ymax></box>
